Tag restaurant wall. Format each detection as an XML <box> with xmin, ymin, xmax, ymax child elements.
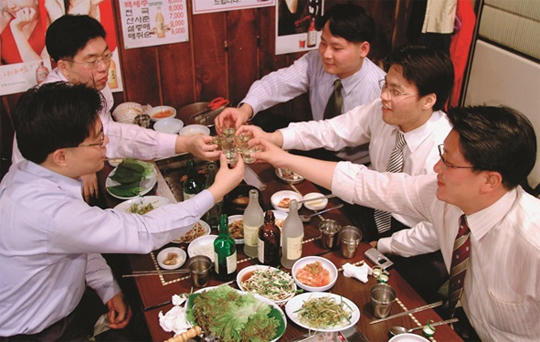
<box><xmin>0</xmin><ymin>0</ymin><xmax>412</xmax><ymax>179</ymax></box>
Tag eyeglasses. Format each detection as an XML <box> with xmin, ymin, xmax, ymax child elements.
<box><xmin>379</xmin><ymin>79</ymin><xmax>418</xmax><ymax>99</ymax></box>
<box><xmin>438</xmin><ymin>144</ymin><xmax>474</xmax><ymax>169</ymax></box>
<box><xmin>66</xmin><ymin>52</ymin><xmax>113</xmax><ymax>70</ymax></box>
<box><xmin>79</xmin><ymin>131</ymin><xmax>105</xmax><ymax>148</ymax></box>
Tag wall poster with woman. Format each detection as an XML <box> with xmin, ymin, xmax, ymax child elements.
<box><xmin>276</xmin><ymin>0</ymin><xmax>323</xmax><ymax>55</ymax></box>
<box><xmin>0</xmin><ymin>0</ymin><xmax>121</xmax><ymax>96</ymax></box>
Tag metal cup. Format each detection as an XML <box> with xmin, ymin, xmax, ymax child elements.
<box><xmin>134</xmin><ymin>114</ymin><xmax>151</xmax><ymax>128</ymax></box>
<box><xmin>318</xmin><ymin>219</ymin><xmax>341</xmax><ymax>249</ymax></box>
<box><xmin>186</xmin><ymin>255</ymin><xmax>212</xmax><ymax>288</ymax></box>
<box><xmin>338</xmin><ymin>226</ymin><xmax>362</xmax><ymax>258</ymax></box>
<box><xmin>370</xmin><ymin>283</ymin><xmax>396</xmax><ymax>318</ymax></box>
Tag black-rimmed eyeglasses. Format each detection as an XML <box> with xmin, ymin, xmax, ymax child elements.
<box><xmin>79</xmin><ymin>131</ymin><xmax>105</xmax><ymax>148</ymax></box>
<box><xmin>438</xmin><ymin>144</ymin><xmax>474</xmax><ymax>169</ymax></box>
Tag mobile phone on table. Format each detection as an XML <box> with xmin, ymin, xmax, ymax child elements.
<box><xmin>364</xmin><ymin>247</ymin><xmax>393</xmax><ymax>270</ymax></box>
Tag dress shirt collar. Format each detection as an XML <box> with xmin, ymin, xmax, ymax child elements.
<box><xmin>338</xmin><ymin>58</ymin><xmax>372</xmax><ymax>97</ymax></box>
<box><xmin>20</xmin><ymin>160</ymin><xmax>84</xmax><ymax>200</ymax></box>
<box><xmin>401</xmin><ymin>110</ymin><xmax>446</xmax><ymax>153</ymax></box>
<box><xmin>466</xmin><ymin>187</ymin><xmax>517</xmax><ymax>240</ymax></box>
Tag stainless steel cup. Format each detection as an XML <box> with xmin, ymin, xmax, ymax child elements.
<box><xmin>134</xmin><ymin>114</ymin><xmax>151</xmax><ymax>128</ymax></box>
<box><xmin>319</xmin><ymin>219</ymin><xmax>341</xmax><ymax>249</ymax></box>
<box><xmin>370</xmin><ymin>283</ymin><xmax>396</xmax><ymax>318</ymax></box>
<box><xmin>338</xmin><ymin>226</ymin><xmax>362</xmax><ymax>258</ymax></box>
<box><xmin>186</xmin><ymin>255</ymin><xmax>212</xmax><ymax>288</ymax></box>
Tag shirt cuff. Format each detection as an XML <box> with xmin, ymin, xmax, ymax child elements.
<box><xmin>377</xmin><ymin>237</ymin><xmax>392</xmax><ymax>254</ymax></box>
<box><xmin>156</xmin><ymin>132</ymin><xmax>178</xmax><ymax>157</ymax></box>
<box><xmin>279</xmin><ymin>127</ymin><xmax>295</xmax><ymax>150</ymax></box>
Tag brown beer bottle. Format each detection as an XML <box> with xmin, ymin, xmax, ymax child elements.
<box><xmin>258</xmin><ymin>210</ymin><xmax>281</xmax><ymax>266</ymax></box>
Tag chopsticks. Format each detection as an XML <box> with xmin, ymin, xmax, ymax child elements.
<box><xmin>370</xmin><ymin>300</ymin><xmax>444</xmax><ymax>324</ymax></box>
<box><xmin>122</xmin><ymin>269</ymin><xmax>190</xmax><ymax>278</ymax></box>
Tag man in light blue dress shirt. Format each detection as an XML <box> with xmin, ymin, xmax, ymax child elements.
<box><xmin>0</xmin><ymin>83</ymin><xmax>244</xmax><ymax>340</ymax></box>
<box><xmin>215</xmin><ymin>4</ymin><xmax>385</xmax><ymax>164</ymax></box>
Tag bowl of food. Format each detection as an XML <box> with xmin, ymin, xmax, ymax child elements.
<box><xmin>228</xmin><ymin>215</ymin><xmax>244</xmax><ymax>244</ymax></box>
<box><xmin>179</xmin><ymin>124</ymin><xmax>211</xmax><ymax>137</ymax></box>
<box><xmin>292</xmin><ymin>256</ymin><xmax>338</xmax><ymax>292</ymax></box>
<box><xmin>275</xmin><ymin>168</ymin><xmax>304</xmax><ymax>184</ymax></box>
<box><xmin>173</xmin><ymin>220</ymin><xmax>211</xmax><ymax>244</ymax></box>
<box><xmin>153</xmin><ymin>118</ymin><xmax>184</xmax><ymax>134</ymax></box>
<box><xmin>157</xmin><ymin>247</ymin><xmax>187</xmax><ymax>270</ymax></box>
<box><xmin>187</xmin><ymin>235</ymin><xmax>217</xmax><ymax>262</ymax></box>
<box><xmin>149</xmin><ymin>105</ymin><xmax>177</xmax><ymax>121</ymax></box>
<box><xmin>237</xmin><ymin>265</ymin><xmax>297</xmax><ymax>306</ymax></box>
<box><xmin>270</xmin><ymin>190</ymin><xmax>303</xmax><ymax>212</ymax></box>
<box><xmin>302</xmin><ymin>192</ymin><xmax>328</xmax><ymax>211</ymax></box>
<box><xmin>224</xmin><ymin>184</ymin><xmax>259</xmax><ymax>213</ymax></box>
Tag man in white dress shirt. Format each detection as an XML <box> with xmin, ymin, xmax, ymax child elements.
<box><xmin>251</xmin><ymin>105</ymin><xmax>539</xmax><ymax>341</ymax></box>
<box><xmin>11</xmin><ymin>15</ymin><xmax>219</xmax><ymax>202</ymax></box>
<box><xmin>215</xmin><ymin>3</ymin><xmax>385</xmax><ymax>164</ymax></box>
<box><xmin>239</xmin><ymin>45</ymin><xmax>454</xmax><ymax>301</ymax></box>
<box><xmin>0</xmin><ymin>82</ymin><xmax>244</xmax><ymax>340</ymax></box>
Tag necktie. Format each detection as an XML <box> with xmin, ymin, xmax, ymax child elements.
<box><xmin>323</xmin><ymin>79</ymin><xmax>343</xmax><ymax>119</ymax></box>
<box><xmin>374</xmin><ymin>131</ymin><xmax>406</xmax><ymax>234</ymax></box>
<box><xmin>448</xmin><ymin>215</ymin><xmax>471</xmax><ymax>316</ymax></box>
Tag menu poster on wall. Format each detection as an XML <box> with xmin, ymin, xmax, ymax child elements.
<box><xmin>119</xmin><ymin>0</ymin><xmax>189</xmax><ymax>49</ymax></box>
<box><xmin>276</xmin><ymin>0</ymin><xmax>323</xmax><ymax>55</ymax></box>
<box><xmin>192</xmin><ymin>0</ymin><xmax>275</xmax><ymax>15</ymax></box>
<box><xmin>0</xmin><ymin>0</ymin><xmax>121</xmax><ymax>96</ymax></box>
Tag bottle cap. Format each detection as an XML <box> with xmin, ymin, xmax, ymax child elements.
<box><xmin>377</xmin><ymin>272</ymin><xmax>389</xmax><ymax>283</ymax></box>
<box><xmin>422</xmin><ymin>319</ymin><xmax>436</xmax><ymax>337</ymax></box>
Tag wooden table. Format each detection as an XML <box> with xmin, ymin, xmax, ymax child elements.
<box><xmin>99</xmin><ymin>159</ymin><xmax>462</xmax><ymax>342</ymax></box>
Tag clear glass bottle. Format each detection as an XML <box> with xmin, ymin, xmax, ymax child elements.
<box><xmin>203</xmin><ymin>162</ymin><xmax>221</xmax><ymax>229</ymax></box>
<box><xmin>243</xmin><ymin>189</ymin><xmax>263</xmax><ymax>258</ymax></box>
<box><xmin>214</xmin><ymin>214</ymin><xmax>237</xmax><ymax>281</ymax></box>
<box><xmin>258</xmin><ymin>210</ymin><xmax>281</xmax><ymax>266</ymax></box>
<box><xmin>281</xmin><ymin>200</ymin><xmax>304</xmax><ymax>268</ymax></box>
<box><xmin>183</xmin><ymin>159</ymin><xmax>202</xmax><ymax>200</ymax></box>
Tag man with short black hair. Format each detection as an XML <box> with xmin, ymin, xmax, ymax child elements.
<box><xmin>12</xmin><ymin>15</ymin><xmax>219</xmax><ymax>202</ymax></box>
<box><xmin>0</xmin><ymin>82</ymin><xmax>244</xmax><ymax>340</ymax></box>
<box><xmin>215</xmin><ymin>3</ymin><xmax>385</xmax><ymax>163</ymax></box>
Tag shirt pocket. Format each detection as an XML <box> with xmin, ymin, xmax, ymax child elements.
<box><xmin>486</xmin><ymin>288</ymin><xmax>540</xmax><ymax>333</ymax></box>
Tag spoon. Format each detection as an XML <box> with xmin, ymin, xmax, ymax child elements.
<box><xmin>389</xmin><ymin>318</ymin><xmax>459</xmax><ymax>336</ymax></box>
<box><xmin>299</xmin><ymin>204</ymin><xmax>344</xmax><ymax>222</ymax></box>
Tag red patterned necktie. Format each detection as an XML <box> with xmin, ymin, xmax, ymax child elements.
<box><xmin>449</xmin><ymin>214</ymin><xmax>471</xmax><ymax>316</ymax></box>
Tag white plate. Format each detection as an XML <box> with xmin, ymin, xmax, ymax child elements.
<box><xmin>114</xmin><ymin>196</ymin><xmax>171</xmax><ymax>214</ymax></box>
<box><xmin>153</xmin><ymin>118</ymin><xmax>184</xmax><ymax>134</ymax></box>
<box><xmin>149</xmin><ymin>105</ymin><xmax>176</xmax><ymax>121</ymax></box>
<box><xmin>157</xmin><ymin>247</ymin><xmax>187</xmax><ymax>270</ymax></box>
<box><xmin>237</xmin><ymin>265</ymin><xmax>297</xmax><ymax>305</ymax></box>
<box><xmin>173</xmin><ymin>220</ymin><xmax>211</xmax><ymax>243</ymax></box>
<box><xmin>302</xmin><ymin>192</ymin><xmax>328</xmax><ymax>211</ymax></box>
<box><xmin>105</xmin><ymin>164</ymin><xmax>157</xmax><ymax>200</ymax></box>
<box><xmin>178</xmin><ymin>124</ymin><xmax>211</xmax><ymax>137</ymax></box>
<box><xmin>190</xmin><ymin>286</ymin><xmax>286</xmax><ymax>342</ymax></box>
<box><xmin>187</xmin><ymin>235</ymin><xmax>217</xmax><ymax>262</ymax></box>
<box><xmin>285</xmin><ymin>292</ymin><xmax>360</xmax><ymax>332</ymax></box>
<box><xmin>389</xmin><ymin>333</ymin><xmax>430</xmax><ymax>342</ymax></box>
<box><xmin>228</xmin><ymin>214</ymin><xmax>244</xmax><ymax>244</ymax></box>
<box><xmin>270</xmin><ymin>190</ymin><xmax>303</xmax><ymax>212</ymax></box>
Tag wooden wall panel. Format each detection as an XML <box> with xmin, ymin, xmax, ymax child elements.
<box><xmin>119</xmin><ymin>47</ymin><xmax>161</xmax><ymax>106</ymax></box>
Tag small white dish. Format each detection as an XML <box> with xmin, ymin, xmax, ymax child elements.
<box><xmin>302</xmin><ymin>192</ymin><xmax>328</xmax><ymax>211</ymax></box>
<box><xmin>153</xmin><ymin>118</ymin><xmax>184</xmax><ymax>134</ymax></box>
<box><xmin>237</xmin><ymin>265</ymin><xmax>297</xmax><ymax>306</ymax></box>
<box><xmin>388</xmin><ymin>333</ymin><xmax>430</xmax><ymax>342</ymax></box>
<box><xmin>179</xmin><ymin>124</ymin><xmax>211</xmax><ymax>137</ymax></box>
<box><xmin>157</xmin><ymin>247</ymin><xmax>187</xmax><ymax>270</ymax></box>
<box><xmin>228</xmin><ymin>215</ymin><xmax>244</xmax><ymax>244</ymax></box>
<box><xmin>107</xmin><ymin>158</ymin><xmax>123</xmax><ymax>167</ymax></box>
<box><xmin>270</xmin><ymin>190</ymin><xmax>303</xmax><ymax>212</ymax></box>
<box><xmin>187</xmin><ymin>235</ymin><xmax>217</xmax><ymax>262</ymax></box>
<box><xmin>285</xmin><ymin>292</ymin><xmax>360</xmax><ymax>332</ymax></box>
<box><xmin>149</xmin><ymin>105</ymin><xmax>177</xmax><ymax>121</ymax></box>
<box><xmin>292</xmin><ymin>256</ymin><xmax>338</xmax><ymax>292</ymax></box>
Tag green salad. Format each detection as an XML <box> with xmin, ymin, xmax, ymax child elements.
<box><xmin>107</xmin><ymin>159</ymin><xmax>154</xmax><ymax>197</ymax></box>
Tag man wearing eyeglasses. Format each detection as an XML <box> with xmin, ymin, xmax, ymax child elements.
<box><xmin>0</xmin><ymin>82</ymin><xmax>245</xmax><ymax>341</ymax></box>
<box><xmin>11</xmin><ymin>15</ymin><xmax>220</xmax><ymax>203</ymax></box>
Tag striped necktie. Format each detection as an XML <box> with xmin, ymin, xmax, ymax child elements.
<box><xmin>449</xmin><ymin>214</ymin><xmax>471</xmax><ymax>316</ymax></box>
<box><xmin>374</xmin><ymin>131</ymin><xmax>406</xmax><ymax>234</ymax></box>
<box><xmin>323</xmin><ymin>79</ymin><xmax>343</xmax><ymax>119</ymax></box>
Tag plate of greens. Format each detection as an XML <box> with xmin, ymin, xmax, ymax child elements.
<box><xmin>187</xmin><ymin>285</ymin><xmax>286</xmax><ymax>342</ymax></box>
<box><xmin>113</xmin><ymin>196</ymin><xmax>171</xmax><ymax>214</ymax></box>
<box><xmin>106</xmin><ymin>158</ymin><xmax>157</xmax><ymax>200</ymax></box>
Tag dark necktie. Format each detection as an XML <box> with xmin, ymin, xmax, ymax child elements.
<box><xmin>374</xmin><ymin>131</ymin><xmax>406</xmax><ymax>234</ymax></box>
<box><xmin>323</xmin><ymin>79</ymin><xmax>343</xmax><ymax>119</ymax></box>
<box><xmin>449</xmin><ymin>214</ymin><xmax>471</xmax><ymax>316</ymax></box>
